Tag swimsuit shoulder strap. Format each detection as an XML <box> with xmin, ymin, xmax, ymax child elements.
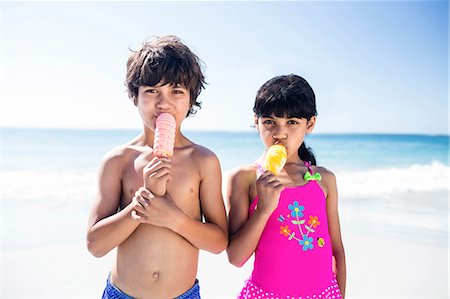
<box><xmin>304</xmin><ymin>161</ymin><xmax>314</xmax><ymax>174</ymax></box>
<box><xmin>303</xmin><ymin>161</ymin><xmax>322</xmax><ymax>182</ymax></box>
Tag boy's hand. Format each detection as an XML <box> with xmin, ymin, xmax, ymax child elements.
<box><xmin>255</xmin><ymin>171</ymin><xmax>284</xmax><ymax>217</ymax></box>
<box><xmin>143</xmin><ymin>156</ymin><xmax>172</xmax><ymax>197</ymax></box>
<box><xmin>131</xmin><ymin>187</ymin><xmax>182</xmax><ymax>229</ymax></box>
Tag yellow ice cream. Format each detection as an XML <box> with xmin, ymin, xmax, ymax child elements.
<box><xmin>264</xmin><ymin>144</ymin><xmax>287</xmax><ymax>175</ymax></box>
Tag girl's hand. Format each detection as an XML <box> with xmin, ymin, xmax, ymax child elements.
<box><xmin>131</xmin><ymin>187</ymin><xmax>182</xmax><ymax>229</ymax></box>
<box><xmin>143</xmin><ymin>156</ymin><xmax>172</xmax><ymax>197</ymax></box>
<box><xmin>255</xmin><ymin>170</ymin><xmax>284</xmax><ymax>217</ymax></box>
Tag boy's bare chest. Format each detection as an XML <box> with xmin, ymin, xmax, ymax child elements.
<box><xmin>120</xmin><ymin>153</ymin><xmax>202</xmax><ymax>217</ymax></box>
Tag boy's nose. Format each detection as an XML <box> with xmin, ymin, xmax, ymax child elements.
<box><xmin>156</xmin><ymin>94</ymin><xmax>171</xmax><ymax>110</ymax></box>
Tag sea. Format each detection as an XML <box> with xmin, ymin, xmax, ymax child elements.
<box><xmin>1</xmin><ymin>128</ymin><xmax>449</xmax><ymax>251</ymax></box>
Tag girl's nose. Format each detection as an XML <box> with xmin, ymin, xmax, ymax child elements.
<box><xmin>273</xmin><ymin>128</ymin><xmax>287</xmax><ymax>140</ymax></box>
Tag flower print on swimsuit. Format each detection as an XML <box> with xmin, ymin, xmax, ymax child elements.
<box><xmin>277</xmin><ymin>200</ymin><xmax>325</xmax><ymax>252</ymax></box>
<box><xmin>288</xmin><ymin>201</ymin><xmax>305</xmax><ymax>218</ymax></box>
<box><xmin>279</xmin><ymin>225</ymin><xmax>291</xmax><ymax>237</ymax></box>
<box><xmin>299</xmin><ymin>235</ymin><xmax>314</xmax><ymax>251</ymax></box>
<box><xmin>307</xmin><ymin>215</ymin><xmax>321</xmax><ymax>229</ymax></box>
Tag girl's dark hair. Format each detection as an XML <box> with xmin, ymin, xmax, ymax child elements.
<box><xmin>253</xmin><ymin>74</ymin><xmax>318</xmax><ymax>165</ymax></box>
<box><xmin>125</xmin><ymin>35</ymin><xmax>206</xmax><ymax>116</ymax></box>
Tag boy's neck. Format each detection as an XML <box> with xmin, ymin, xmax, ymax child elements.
<box><xmin>140</xmin><ymin>126</ymin><xmax>186</xmax><ymax>148</ymax></box>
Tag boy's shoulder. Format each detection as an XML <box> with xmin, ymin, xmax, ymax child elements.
<box><xmin>228</xmin><ymin>164</ymin><xmax>257</xmax><ymax>184</ymax></box>
<box><xmin>101</xmin><ymin>140</ymin><xmax>145</xmax><ymax>166</ymax></box>
<box><xmin>180</xmin><ymin>140</ymin><xmax>220</xmax><ymax>164</ymax></box>
<box><xmin>188</xmin><ymin>142</ymin><xmax>216</xmax><ymax>158</ymax></box>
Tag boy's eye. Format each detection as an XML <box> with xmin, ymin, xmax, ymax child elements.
<box><xmin>287</xmin><ymin>120</ymin><xmax>299</xmax><ymax>125</ymax></box>
<box><xmin>145</xmin><ymin>89</ymin><xmax>157</xmax><ymax>93</ymax></box>
<box><xmin>173</xmin><ymin>89</ymin><xmax>185</xmax><ymax>94</ymax></box>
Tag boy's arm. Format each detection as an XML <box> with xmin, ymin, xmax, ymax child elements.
<box><xmin>323</xmin><ymin>170</ymin><xmax>347</xmax><ymax>298</ymax></box>
<box><xmin>86</xmin><ymin>151</ymin><xmax>140</xmax><ymax>258</ymax></box>
<box><xmin>132</xmin><ymin>150</ymin><xmax>228</xmax><ymax>254</ymax></box>
<box><xmin>172</xmin><ymin>152</ymin><xmax>228</xmax><ymax>254</ymax></box>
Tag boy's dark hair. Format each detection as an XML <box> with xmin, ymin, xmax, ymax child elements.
<box><xmin>125</xmin><ymin>35</ymin><xmax>206</xmax><ymax>116</ymax></box>
<box><xmin>253</xmin><ymin>74</ymin><xmax>318</xmax><ymax>165</ymax></box>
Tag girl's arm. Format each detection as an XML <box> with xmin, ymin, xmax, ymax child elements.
<box><xmin>226</xmin><ymin>167</ymin><xmax>283</xmax><ymax>267</ymax></box>
<box><xmin>86</xmin><ymin>151</ymin><xmax>141</xmax><ymax>257</ymax></box>
<box><xmin>323</xmin><ymin>170</ymin><xmax>347</xmax><ymax>297</ymax></box>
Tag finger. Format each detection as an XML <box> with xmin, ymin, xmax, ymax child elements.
<box><xmin>157</xmin><ymin>157</ymin><xmax>171</xmax><ymax>163</ymax></box>
<box><xmin>257</xmin><ymin>172</ymin><xmax>271</xmax><ymax>183</ymax></box>
<box><xmin>133</xmin><ymin>192</ymin><xmax>148</xmax><ymax>207</ymax></box>
<box><xmin>144</xmin><ymin>158</ymin><xmax>172</xmax><ymax>172</ymax></box>
<box><xmin>140</xmin><ymin>188</ymin><xmax>155</xmax><ymax>200</ymax></box>
<box><xmin>147</xmin><ymin>167</ymin><xmax>171</xmax><ymax>179</ymax></box>
<box><xmin>133</xmin><ymin>204</ymin><xmax>146</xmax><ymax>215</ymax></box>
<box><xmin>131</xmin><ymin>210</ymin><xmax>142</xmax><ymax>221</ymax></box>
<box><xmin>136</xmin><ymin>195</ymin><xmax>149</xmax><ymax>207</ymax></box>
<box><xmin>262</xmin><ymin>175</ymin><xmax>279</xmax><ymax>186</ymax></box>
<box><xmin>132</xmin><ymin>210</ymin><xmax>148</xmax><ymax>222</ymax></box>
<box><xmin>132</xmin><ymin>194</ymin><xmax>142</xmax><ymax>207</ymax></box>
<box><xmin>273</xmin><ymin>183</ymin><xmax>285</xmax><ymax>191</ymax></box>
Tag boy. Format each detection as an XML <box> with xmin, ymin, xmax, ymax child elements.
<box><xmin>87</xmin><ymin>35</ymin><xmax>228</xmax><ymax>298</ymax></box>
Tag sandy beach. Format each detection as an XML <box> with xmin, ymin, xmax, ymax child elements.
<box><xmin>2</xmin><ymin>130</ymin><xmax>448</xmax><ymax>298</ymax></box>
<box><xmin>2</xmin><ymin>227</ymin><xmax>448</xmax><ymax>298</ymax></box>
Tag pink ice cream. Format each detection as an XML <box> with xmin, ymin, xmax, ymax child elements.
<box><xmin>153</xmin><ymin>113</ymin><xmax>176</xmax><ymax>157</ymax></box>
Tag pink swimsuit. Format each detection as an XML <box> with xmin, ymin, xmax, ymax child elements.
<box><xmin>238</xmin><ymin>162</ymin><xmax>341</xmax><ymax>299</ymax></box>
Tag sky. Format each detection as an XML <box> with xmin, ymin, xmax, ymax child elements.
<box><xmin>1</xmin><ymin>1</ymin><xmax>448</xmax><ymax>134</ymax></box>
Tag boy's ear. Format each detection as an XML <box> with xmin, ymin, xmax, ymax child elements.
<box><xmin>306</xmin><ymin>116</ymin><xmax>317</xmax><ymax>133</ymax></box>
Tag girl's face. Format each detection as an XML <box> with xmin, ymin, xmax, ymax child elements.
<box><xmin>255</xmin><ymin>114</ymin><xmax>316</xmax><ymax>161</ymax></box>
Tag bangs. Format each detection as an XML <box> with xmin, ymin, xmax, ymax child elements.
<box><xmin>253</xmin><ymin>75</ymin><xmax>317</xmax><ymax>120</ymax></box>
<box><xmin>138</xmin><ymin>54</ymin><xmax>196</xmax><ymax>90</ymax></box>
<box><xmin>255</xmin><ymin>93</ymin><xmax>316</xmax><ymax>119</ymax></box>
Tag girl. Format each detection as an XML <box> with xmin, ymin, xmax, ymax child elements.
<box><xmin>227</xmin><ymin>74</ymin><xmax>346</xmax><ymax>298</ymax></box>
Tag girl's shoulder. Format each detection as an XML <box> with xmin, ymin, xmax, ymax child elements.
<box><xmin>312</xmin><ymin>165</ymin><xmax>334</xmax><ymax>176</ymax></box>
<box><xmin>312</xmin><ymin>165</ymin><xmax>337</xmax><ymax>188</ymax></box>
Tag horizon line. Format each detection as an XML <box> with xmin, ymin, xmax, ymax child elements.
<box><xmin>1</xmin><ymin>126</ymin><xmax>449</xmax><ymax>137</ymax></box>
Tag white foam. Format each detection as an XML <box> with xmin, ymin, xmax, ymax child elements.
<box><xmin>1</xmin><ymin>161</ymin><xmax>448</xmax><ymax>207</ymax></box>
<box><xmin>336</xmin><ymin>161</ymin><xmax>449</xmax><ymax>198</ymax></box>
<box><xmin>0</xmin><ymin>170</ymin><xmax>97</xmax><ymax>207</ymax></box>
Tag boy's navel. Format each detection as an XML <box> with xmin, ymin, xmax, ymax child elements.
<box><xmin>152</xmin><ymin>272</ymin><xmax>160</xmax><ymax>279</ymax></box>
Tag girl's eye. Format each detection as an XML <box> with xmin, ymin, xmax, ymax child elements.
<box><xmin>262</xmin><ymin>119</ymin><xmax>275</xmax><ymax>125</ymax></box>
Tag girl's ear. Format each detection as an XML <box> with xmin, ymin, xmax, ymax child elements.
<box><xmin>306</xmin><ymin>116</ymin><xmax>317</xmax><ymax>133</ymax></box>
<box><xmin>253</xmin><ymin>114</ymin><xmax>259</xmax><ymax>131</ymax></box>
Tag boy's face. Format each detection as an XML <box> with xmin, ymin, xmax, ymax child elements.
<box><xmin>136</xmin><ymin>82</ymin><xmax>191</xmax><ymax>132</ymax></box>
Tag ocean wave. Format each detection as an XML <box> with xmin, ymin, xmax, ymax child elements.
<box><xmin>0</xmin><ymin>170</ymin><xmax>97</xmax><ymax>207</ymax></box>
<box><xmin>336</xmin><ymin>161</ymin><xmax>449</xmax><ymax>198</ymax></box>
<box><xmin>1</xmin><ymin>161</ymin><xmax>448</xmax><ymax>206</ymax></box>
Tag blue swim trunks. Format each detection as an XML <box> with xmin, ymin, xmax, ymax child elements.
<box><xmin>101</xmin><ymin>274</ymin><xmax>201</xmax><ymax>299</ymax></box>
